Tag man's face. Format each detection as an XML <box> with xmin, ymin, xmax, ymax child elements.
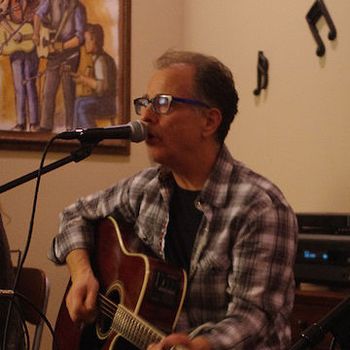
<box><xmin>84</xmin><ymin>31</ymin><xmax>96</xmax><ymax>54</ymax></box>
<box><xmin>0</xmin><ymin>0</ymin><xmax>9</xmax><ymax>14</ymax></box>
<box><xmin>140</xmin><ymin>64</ymin><xmax>207</xmax><ymax>170</ymax></box>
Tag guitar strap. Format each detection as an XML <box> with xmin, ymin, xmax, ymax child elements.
<box><xmin>52</xmin><ymin>0</ymin><xmax>78</xmax><ymax>44</ymax></box>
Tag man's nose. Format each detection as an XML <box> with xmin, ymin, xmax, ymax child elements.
<box><xmin>140</xmin><ymin>104</ymin><xmax>158</xmax><ymax>123</ymax></box>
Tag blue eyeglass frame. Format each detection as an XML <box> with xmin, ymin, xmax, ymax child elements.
<box><xmin>133</xmin><ymin>94</ymin><xmax>211</xmax><ymax>115</ymax></box>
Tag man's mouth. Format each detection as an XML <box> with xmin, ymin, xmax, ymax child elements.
<box><xmin>145</xmin><ymin>131</ymin><xmax>158</xmax><ymax>144</ymax></box>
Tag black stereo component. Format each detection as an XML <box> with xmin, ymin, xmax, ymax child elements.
<box><xmin>297</xmin><ymin>213</ymin><xmax>350</xmax><ymax>235</ymax></box>
<box><xmin>295</xmin><ymin>213</ymin><xmax>350</xmax><ymax>286</ymax></box>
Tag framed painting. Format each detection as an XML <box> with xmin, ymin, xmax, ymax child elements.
<box><xmin>0</xmin><ymin>0</ymin><xmax>131</xmax><ymax>154</ymax></box>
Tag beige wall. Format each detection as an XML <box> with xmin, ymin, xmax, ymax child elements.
<box><xmin>181</xmin><ymin>0</ymin><xmax>350</xmax><ymax>212</ymax></box>
<box><xmin>0</xmin><ymin>1</ymin><xmax>349</xmax><ymax>348</ymax></box>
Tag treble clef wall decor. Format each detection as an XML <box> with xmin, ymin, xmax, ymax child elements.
<box><xmin>306</xmin><ymin>0</ymin><xmax>337</xmax><ymax>57</ymax></box>
<box><xmin>253</xmin><ymin>51</ymin><xmax>269</xmax><ymax>96</ymax></box>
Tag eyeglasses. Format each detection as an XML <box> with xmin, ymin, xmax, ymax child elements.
<box><xmin>133</xmin><ymin>94</ymin><xmax>210</xmax><ymax>115</ymax></box>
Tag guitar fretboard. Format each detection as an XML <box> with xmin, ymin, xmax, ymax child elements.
<box><xmin>99</xmin><ymin>293</ymin><xmax>165</xmax><ymax>350</ymax></box>
<box><xmin>113</xmin><ymin>304</ymin><xmax>164</xmax><ymax>349</ymax></box>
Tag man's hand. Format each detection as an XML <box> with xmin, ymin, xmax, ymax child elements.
<box><xmin>65</xmin><ymin>249</ymin><xmax>99</xmax><ymax>324</ymax></box>
<box><xmin>48</xmin><ymin>40</ymin><xmax>64</xmax><ymax>53</ymax></box>
<box><xmin>13</xmin><ymin>32</ymin><xmax>22</xmax><ymax>43</ymax></box>
<box><xmin>147</xmin><ymin>334</ymin><xmax>212</xmax><ymax>350</ymax></box>
<box><xmin>71</xmin><ymin>72</ymin><xmax>84</xmax><ymax>84</ymax></box>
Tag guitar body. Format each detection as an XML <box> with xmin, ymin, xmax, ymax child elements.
<box><xmin>54</xmin><ymin>216</ymin><xmax>187</xmax><ymax>350</ymax></box>
<box><xmin>0</xmin><ymin>22</ymin><xmax>34</xmax><ymax>55</ymax></box>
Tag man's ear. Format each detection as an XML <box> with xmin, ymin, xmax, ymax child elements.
<box><xmin>201</xmin><ymin>108</ymin><xmax>222</xmax><ymax>138</ymax></box>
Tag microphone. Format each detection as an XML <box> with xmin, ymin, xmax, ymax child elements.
<box><xmin>57</xmin><ymin>120</ymin><xmax>147</xmax><ymax>143</ymax></box>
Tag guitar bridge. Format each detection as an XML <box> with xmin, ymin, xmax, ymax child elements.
<box><xmin>149</xmin><ymin>270</ymin><xmax>182</xmax><ymax>308</ymax></box>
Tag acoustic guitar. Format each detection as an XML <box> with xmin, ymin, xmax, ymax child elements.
<box><xmin>54</xmin><ymin>216</ymin><xmax>187</xmax><ymax>350</ymax></box>
<box><xmin>35</xmin><ymin>25</ymin><xmax>55</xmax><ymax>58</ymax></box>
<box><xmin>0</xmin><ymin>21</ymin><xmax>35</xmax><ymax>55</ymax></box>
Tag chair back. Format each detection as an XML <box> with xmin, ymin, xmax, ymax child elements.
<box><xmin>16</xmin><ymin>267</ymin><xmax>50</xmax><ymax>350</ymax></box>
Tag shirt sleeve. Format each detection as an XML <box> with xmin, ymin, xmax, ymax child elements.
<box><xmin>48</xmin><ymin>178</ymin><xmax>135</xmax><ymax>264</ymax></box>
<box><xmin>48</xmin><ymin>168</ymin><xmax>158</xmax><ymax>265</ymax></box>
<box><xmin>35</xmin><ymin>0</ymin><xmax>49</xmax><ymax>18</ymax></box>
<box><xmin>200</xmin><ymin>204</ymin><xmax>297</xmax><ymax>350</ymax></box>
<box><xmin>94</xmin><ymin>55</ymin><xmax>108</xmax><ymax>96</ymax></box>
<box><xmin>72</xmin><ymin>4</ymin><xmax>86</xmax><ymax>44</ymax></box>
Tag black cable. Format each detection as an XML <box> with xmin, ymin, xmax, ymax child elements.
<box><xmin>0</xmin><ymin>293</ymin><xmax>30</xmax><ymax>349</ymax></box>
<box><xmin>2</xmin><ymin>135</ymin><xmax>59</xmax><ymax>350</ymax></box>
<box><xmin>14</xmin><ymin>296</ymin><xmax>31</xmax><ymax>350</ymax></box>
<box><xmin>2</xmin><ymin>136</ymin><xmax>96</xmax><ymax>350</ymax></box>
<box><xmin>2</xmin><ymin>249</ymin><xmax>23</xmax><ymax>349</ymax></box>
<box><xmin>0</xmin><ymin>289</ymin><xmax>58</xmax><ymax>349</ymax></box>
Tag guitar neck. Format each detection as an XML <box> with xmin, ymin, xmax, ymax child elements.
<box><xmin>99</xmin><ymin>293</ymin><xmax>165</xmax><ymax>350</ymax></box>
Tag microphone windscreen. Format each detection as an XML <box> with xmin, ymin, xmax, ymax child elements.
<box><xmin>130</xmin><ymin>120</ymin><xmax>148</xmax><ymax>142</ymax></box>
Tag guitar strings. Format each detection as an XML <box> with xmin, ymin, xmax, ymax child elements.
<box><xmin>98</xmin><ymin>293</ymin><xmax>117</xmax><ymax>319</ymax></box>
<box><xmin>97</xmin><ymin>293</ymin><xmax>165</xmax><ymax>349</ymax></box>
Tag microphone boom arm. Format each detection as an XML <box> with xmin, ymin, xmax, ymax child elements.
<box><xmin>0</xmin><ymin>143</ymin><xmax>95</xmax><ymax>194</ymax></box>
<box><xmin>290</xmin><ymin>294</ymin><xmax>350</xmax><ymax>349</ymax></box>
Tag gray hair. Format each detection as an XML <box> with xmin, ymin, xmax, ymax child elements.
<box><xmin>155</xmin><ymin>50</ymin><xmax>239</xmax><ymax>143</ymax></box>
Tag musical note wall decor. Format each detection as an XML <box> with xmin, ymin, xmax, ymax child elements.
<box><xmin>253</xmin><ymin>51</ymin><xmax>269</xmax><ymax>96</ymax></box>
<box><xmin>306</xmin><ymin>0</ymin><xmax>337</xmax><ymax>57</ymax></box>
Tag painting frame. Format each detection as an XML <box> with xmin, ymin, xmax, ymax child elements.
<box><xmin>0</xmin><ymin>0</ymin><xmax>131</xmax><ymax>155</ymax></box>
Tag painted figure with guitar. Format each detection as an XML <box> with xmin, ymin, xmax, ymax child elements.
<box><xmin>32</xmin><ymin>0</ymin><xmax>86</xmax><ymax>132</ymax></box>
<box><xmin>72</xmin><ymin>23</ymin><xmax>117</xmax><ymax>129</ymax></box>
<box><xmin>50</xmin><ymin>50</ymin><xmax>298</xmax><ymax>350</ymax></box>
<box><xmin>0</xmin><ymin>0</ymin><xmax>40</xmax><ymax>131</ymax></box>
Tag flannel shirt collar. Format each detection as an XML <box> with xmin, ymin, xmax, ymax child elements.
<box><xmin>200</xmin><ymin>144</ymin><xmax>235</xmax><ymax>209</ymax></box>
<box><xmin>156</xmin><ymin>144</ymin><xmax>235</xmax><ymax>209</ymax></box>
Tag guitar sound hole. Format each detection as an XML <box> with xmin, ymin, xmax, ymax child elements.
<box><xmin>97</xmin><ymin>288</ymin><xmax>121</xmax><ymax>338</ymax></box>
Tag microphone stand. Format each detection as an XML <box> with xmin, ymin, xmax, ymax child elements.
<box><xmin>290</xmin><ymin>294</ymin><xmax>350</xmax><ymax>350</ymax></box>
<box><xmin>0</xmin><ymin>143</ymin><xmax>95</xmax><ymax>194</ymax></box>
<box><xmin>0</xmin><ymin>141</ymin><xmax>96</xmax><ymax>350</ymax></box>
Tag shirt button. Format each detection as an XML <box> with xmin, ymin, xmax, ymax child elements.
<box><xmin>195</xmin><ymin>200</ymin><xmax>202</xmax><ymax>210</ymax></box>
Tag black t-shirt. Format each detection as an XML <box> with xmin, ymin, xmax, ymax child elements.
<box><xmin>165</xmin><ymin>183</ymin><xmax>203</xmax><ymax>272</ymax></box>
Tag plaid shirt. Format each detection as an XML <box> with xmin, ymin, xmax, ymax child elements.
<box><xmin>50</xmin><ymin>145</ymin><xmax>297</xmax><ymax>350</ymax></box>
